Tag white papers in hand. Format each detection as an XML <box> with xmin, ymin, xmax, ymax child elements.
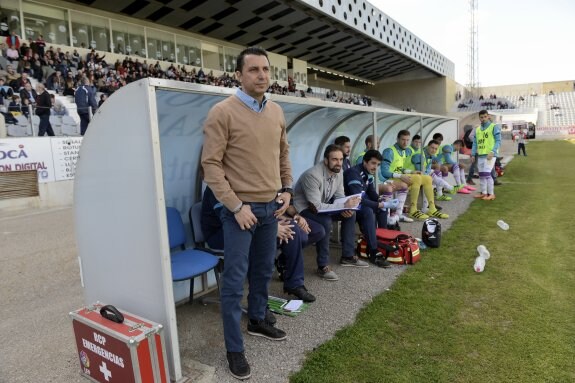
<box><xmin>317</xmin><ymin>192</ymin><xmax>362</xmax><ymax>213</ymax></box>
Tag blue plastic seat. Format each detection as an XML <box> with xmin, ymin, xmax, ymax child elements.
<box><xmin>166</xmin><ymin>207</ymin><xmax>221</xmax><ymax>304</ymax></box>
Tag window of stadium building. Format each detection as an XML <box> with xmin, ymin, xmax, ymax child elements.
<box><xmin>0</xmin><ymin>0</ymin><xmax>20</xmax><ymax>37</ymax></box>
<box><xmin>111</xmin><ymin>21</ymin><xmax>145</xmax><ymax>58</ymax></box>
<box><xmin>69</xmin><ymin>11</ymin><xmax>109</xmax><ymax>51</ymax></box>
<box><xmin>201</xmin><ymin>43</ymin><xmax>224</xmax><ymax>72</ymax></box>
<box><xmin>223</xmin><ymin>47</ymin><xmax>241</xmax><ymax>73</ymax></box>
<box><xmin>146</xmin><ymin>29</ymin><xmax>175</xmax><ymax>62</ymax></box>
<box><xmin>175</xmin><ymin>35</ymin><xmax>202</xmax><ymax>67</ymax></box>
<box><xmin>22</xmin><ymin>3</ymin><xmax>69</xmax><ymax>46</ymax></box>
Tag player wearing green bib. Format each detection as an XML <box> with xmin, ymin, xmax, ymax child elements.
<box><xmin>355</xmin><ymin>134</ymin><xmax>375</xmax><ymax>165</ymax></box>
<box><xmin>471</xmin><ymin>110</ymin><xmax>501</xmax><ymax>200</ymax></box>
<box><xmin>380</xmin><ymin>130</ymin><xmax>448</xmax><ymax>220</ymax></box>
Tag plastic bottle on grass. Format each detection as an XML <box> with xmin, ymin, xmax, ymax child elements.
<box><xmin>477</xmin><ymin>245</ymin><xmax>490</xmax><ymax>260</ymax></box>
<box><xmin>497</xmin><ymin>220</ymin><xmax>509</xmax><ymax>230</ymax></box>
<box><xmin>474</xmin><ymin>256</ymin><xmax>485</xmax><ymax>273</ymax></box>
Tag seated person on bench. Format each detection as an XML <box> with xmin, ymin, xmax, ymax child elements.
<box><xmin>344</xmin><ymin>149</ymin><xmax>399</xmax><ymax>268</ymax></box>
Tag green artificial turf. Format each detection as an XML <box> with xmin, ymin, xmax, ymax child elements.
<box><xmin>291</xmin><ymin>140</ymin><xmax>575</xmax><ymax>383</ymax></box>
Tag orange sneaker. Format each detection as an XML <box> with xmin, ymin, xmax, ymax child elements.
<box><xmin>482</xmin><ymin>194</ymin><xmax>496</xmax><ymax>201</ymax></box>
<box><xmin>474</xmin><ymin>193</ymin><xmax>486</xmax><ymax>199</ymax></box>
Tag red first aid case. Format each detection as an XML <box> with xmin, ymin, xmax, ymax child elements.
<box><xmin>356</xmin><ymin>228</ymin><xmax>421</xmax><ymax>265</ymax></box>
<box><xmin>70</xmin><ymin>303</ymin><xmax>169</xmax><ymax>383</ymax></box>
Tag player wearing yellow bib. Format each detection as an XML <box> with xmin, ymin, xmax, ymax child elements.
<box><xmin>440</xmin><ymin>140</ymin><xmax>476</xmax><ymax>194</ymax></box>
<box><xmin>411</xmin><ymin>140</ymin><xmax>454</xmax><ymax>209</ymax></box>
<box><xmin>380</xmin><ymin>130</ymin><xmax>448</xmax><ymax>220</ymax></box>
<box><xmin>355</xmin><ymin>134</ymin><xmax>375</xmax><ymax>165</ymax></box>
<box><xmin>472</xmin><ymin>110</ymin><xmax>501</xmax><ymax>200</ymax></box>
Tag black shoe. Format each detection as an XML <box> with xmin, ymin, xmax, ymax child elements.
<box><xmin>369</xmin><ymin>252</ymin><xmax>392</xmax><ymax>268</ymax></box>
<box><xmin>494</xmin><ymin>180</ymin><xmax>503</xmax><ymax>186</ymax></box>
<box><xmin>264</xmin><ymin>308</ymin><xmax>276</xmax><ymax>326</ymax></box>
<box><xmin>275</xmin><ymin>257</ymin><xmax>285</xmax><ymax>282</ymax></box>
<box><xmin>227</xmin><ymin>352</ymin><xmax>251</xmax><ymax>380</ymax></box>
<box><xmin>247</xmin><ymin>320</ymin><xmax>287</xmax><ymax>341</ymax></box>
<box><xmin>284</xmin><ymin>285</ymin><xmax>316</xmax><ymax>303</ymax></box>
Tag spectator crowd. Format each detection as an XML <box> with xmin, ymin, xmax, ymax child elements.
<box><xmin>1</xmin><ymin>31</ymin><xmax>377</xmax><ymax>118</ymax></box>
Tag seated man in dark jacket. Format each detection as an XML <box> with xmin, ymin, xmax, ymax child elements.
<box><xmin>344</xmin><ymin>150</ymin><xmax>399</xmax><ymax>268</ymax></box>
<box><xmin>0</xmin><ymin>77</ymin><xmax>14</xmax><ymax>104</ymax></box>
<box><xmin>201</xmin><ymin>186</ymin><xmax>323</xmax><ymax>302</ymax></box>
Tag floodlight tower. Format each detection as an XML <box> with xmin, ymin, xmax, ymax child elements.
<box><xmin>467</xmin><ymin>0</ymin><xmax>479</xmax><ymax>97</ymax></box>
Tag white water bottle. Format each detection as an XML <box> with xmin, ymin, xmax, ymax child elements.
<box><xmin>497</xmin><ymin>220</ymin><xmax>509</xmax><ymax>230</ymax></box>
<box><xmin>477</xmin><ymin>245</ymin><xmax>490</xmax><ymax>260</ymax></box>
<box><xmin>474</xmin><ymin>256</ymin><xmax>485</xmax><ymax>272</ymax></box>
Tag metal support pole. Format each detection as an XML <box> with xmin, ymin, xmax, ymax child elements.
<box><xmin>419</xmin><ymin>116</ymin><xmax>423</xmax><ymax>143</ymax></box>
<box><xmin>373</xmin><ymin>111</ymin><xmax>379</xmax><ymax>191</ymax></box>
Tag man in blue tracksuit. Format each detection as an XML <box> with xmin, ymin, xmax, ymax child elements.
<box><xmin>344</xmin><ymin>150</ymin><xmax>399</xmax><ymax>268</ymax></box>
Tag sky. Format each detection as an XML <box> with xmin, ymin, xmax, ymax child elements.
<box><xmin>371</xmin><ymin>0</ymin><xmax>575</xmax><ymax>86</ymax></box>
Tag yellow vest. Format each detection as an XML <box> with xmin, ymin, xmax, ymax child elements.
<box><xmin>403</xmin><ymin>146</ymin><xmax>420</xmax><ymax>171</ymax></box>
<box><xmin>476</xmin><ymin>123</ymin><xmax>496</xmax><ymax>155</ymax></box>
<box><xmin>389</xmin><ymin>145</ymin><xmax>406</xmax><ymax>174</ymax></box>
<box><xmin>421</xmin><ymin>148</ymin><xmax>432</xmax><ymax>173</ymax></box>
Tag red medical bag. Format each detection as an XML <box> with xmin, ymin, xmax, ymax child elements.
<box><xmin>357</xmin><ymin>228</ymin><xmax>421</xmax><ymax>265</ymax></box>
<box><xmin>70</xmin><ymin>303</ymin><xmax>169</xmax><ymax>383</ymax></box>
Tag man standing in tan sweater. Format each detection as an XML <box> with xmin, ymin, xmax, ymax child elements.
<box><xmin>201</xmin><ymin>47</ymin><xmax>293</xmax><ymax>380</ymax></box>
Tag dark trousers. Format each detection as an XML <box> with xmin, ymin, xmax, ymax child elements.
<box><xmin>218</xmin><ymin>200</ymin><xmax>278</xmax><ymax>352</ymax></box>
<box><xmin>467</xmin><ymin>154</ymin><xmax>478</xmax><ymax>182</ymax></box>
<box><xmin>279</xmin><ymin>218</ymin><xmax>325</xmax><ymax>290</ymax></box>
<box><xmin>356</xmin><ymin>205</ymin><xmax>387</xmax><ymax>254</ymax></box>
<box><xmin>518</xmin><ymin>143</ymin><xmax>526</xmax><ymax>156</ymax></box>
<box><xmin>300</xmin><ymin>209</ymin><xmax>356</xmax><ymax>268</ymax></box>
<box><xmin>79</xmin><ymin>112</ymin><xmax>90</xmax><ymax>135</ymax></box>
<box><xmin>37</xmin><ymin>114</ymin><xmax>54</xmax><ymax>136</ymax></box>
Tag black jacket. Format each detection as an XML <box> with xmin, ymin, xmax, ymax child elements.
<box><xmin>35</xmin><ymin>91</ymin><xmax>51</xmax><ymax>116</ymax></box>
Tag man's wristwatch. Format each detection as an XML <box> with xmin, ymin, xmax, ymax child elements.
<box><xmin>280</xmin><ymin>187</ymin><xmax>294</xmax><ymax>197</ymax></box>
<box><xmin>232</xmin><ymin>203</ymin><xmax>243</xmax><ymax>214</ymax></box>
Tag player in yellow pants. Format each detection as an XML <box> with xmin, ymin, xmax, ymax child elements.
<box><xmin>380</xmin><ymin>129</ymin><xmax>448</xmax><ymax>221</ymax></box>
<box><xmin>405</xmin><ymin>173</ymin><xmax>448</xmax><ymax>220</ymax></box>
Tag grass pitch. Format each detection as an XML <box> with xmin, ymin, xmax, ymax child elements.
<box><xmin>291</xmin><ymin>140</ymin><xmax>575</xmax><ymax>383</ymax></box>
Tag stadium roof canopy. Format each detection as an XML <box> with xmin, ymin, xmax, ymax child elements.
<box><xmin>65</xmin><ymin>0</ymin><xmax>454</xmax><ymax>83</ymax></box>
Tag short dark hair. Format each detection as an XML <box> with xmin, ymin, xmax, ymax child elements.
<box><xmin>432</xmin><ymin>132</ymin><xmax>443</xmax><ymax>140</ymax></box>
<box><xmin>453</xmin><ymin>139</ymin><xmax>464</xmax><ymax>147</ymax></box>
<box><xmin>479</xmin><ymin>109</ymin><xmax>489</xmax><ymax>116</ymax></box>
<box><xmin>397</xmin><ymin>129</ymin><xmax>410</xmax><ymax>139</ymax></box>
<box><xmin>236</xmin><ymin>47</ymin><xmax>269</xmax><ymax>73</ymax></box>
<box><xmin>412</xmin><ymin>134</ymin><xmax>421</xmax><ymax>141</ymax></box>
<box><xmin>363</xmin><ymin>149</ymin><xmax>383</xmax><ymax>163</ymax></box>
<box><xmin>323</xmin><ymin>144</ymin><xmax>344</xmax><ymax>159</ymax></box>
<box><xmin>334</xmin><ymin>135</ymin><xmax>350</xmax><ymax>146</ymax></box>
<box><xmin>365</xmin><ymin>134</ymin><xmax>374</xmax><ymax>146</ymax></box>
<box><xmin>428</xmin><ymin>139</ymin><xmax>440</xmax><ymax>147</ymax></box>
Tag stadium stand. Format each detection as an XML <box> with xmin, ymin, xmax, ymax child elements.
<box><xmin>1</xmin><ymin>42</ymin><xmax>385</xmax><ymax>137</ymax></box>
<box><xmin>453</xmin><ymin>90</ymin><xmax>575</xmax><ymax>130</ymax></box>
<box><xmin>546</xmin><ymin>92</ymin><xmax>575</xmax><ymax>127</ymax></box>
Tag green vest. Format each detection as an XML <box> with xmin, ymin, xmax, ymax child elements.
<box><xmin>403</xmin><ymin>145</ymin><xmax>420</xmax><ymax>171</ymax></box>
<box><xmin>355</xmin><ymin>151</ymin><xmax>366</xmax><ymax>165</ymax></box>
<box><xmin>421</xmin><ymin>148</ymin><xmax>432</xmax><ymax>173</ymax></box>
<box><xmin>389</xmin><ymin>145</ymin><xmax>406</xmax><ymax>174</ymax></box>
<box><xmin>476</xmin><ymin>123</ymin><xmax>496</xmax><ymax>155</ymax></box>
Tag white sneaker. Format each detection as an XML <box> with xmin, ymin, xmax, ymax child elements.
<box><xmin>399</xmin><ymin>215</ymin><xmax>414</xmax><ymax>223</ymax></box>
<box><xmin>387</xmin><ymin>214</ymin><xmax>399</xmax><ymax>226</ymax></box>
